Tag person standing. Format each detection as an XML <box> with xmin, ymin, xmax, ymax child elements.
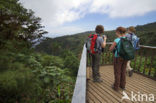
<box><xmin>109</xmin><ymin>27</ymin><xmax>128</xmax><ymax>91</ymax></box>
<box><xmin>88</xmin><ymin>25</ymin><xmax>107</xmax><ymax>82</ymax></box>
<box><xmin>126</xmin><ymin>26</ymin><xmax>140</xmax><ymax>77</ymax></box>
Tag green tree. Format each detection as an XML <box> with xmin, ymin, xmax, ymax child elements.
<box><xmin>0</xmin><ymin>0</ymin><xmax>47</xmax><ymax>49</ymax></box>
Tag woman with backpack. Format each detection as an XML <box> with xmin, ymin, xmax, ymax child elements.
<box><xmin>109</xmin><ymin>27</ymin><xmax>128</xmax><ymax>91</ymax></box>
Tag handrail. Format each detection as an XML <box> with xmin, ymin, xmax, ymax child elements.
<box><xmin>106</xmin><ymin>42</ymin><xmax>156</xmax><ymax>49</ymax></box>
<box><xmin>72</xmin><ymin>45</ymin><xmax>87</xmax><ymax>103</ymax></box>
<box><xmin>139</xmin><ymin>45</ymin><xmax>156</xmax><ymax>49</ymax></box>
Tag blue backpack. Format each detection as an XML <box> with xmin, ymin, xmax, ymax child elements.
<box><xmin>127</xmin><ymin>33</ymin><xmax>140</xmax><ymax>50</ymax></box>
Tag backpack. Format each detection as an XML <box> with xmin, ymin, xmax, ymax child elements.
<box><xmin>85</xmin><ymin>34</ymin><xmax>98</xmax><ymax>54</ymax></box>
<box><xmin>129</xmin><ymin>33</ymin><xmax>140</xmax><ymax>50</ymax></box>
<box><xmin>117</xmin><ymin>37</ymin><xmax>135</xmax><ymax>60</ymax></box>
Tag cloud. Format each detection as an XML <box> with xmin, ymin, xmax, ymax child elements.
<box><xmin>20</xmin><ymin>0</ymin><xmax>156</xmax><ymax>35</ymax></box>
<box><xmin>20</xmin><ymin>0</ymin><xmax>91</xmax><ymax>26</ymax></box>
<box><xmin>90</xmin><ymin>0</ymin><xmax>156</xmax><ymax>18</ymax></box>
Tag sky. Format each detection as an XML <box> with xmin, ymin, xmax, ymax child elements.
<box><xmin>19</xmin><ymin>0</ymin><xmax>156</xmax><ymax>37</ymax></box>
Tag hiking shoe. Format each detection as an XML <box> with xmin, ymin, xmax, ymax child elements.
<box><xmin>111</xmin><ymin>85</ymin><xmax>119</xmax><ymax>91</ymax></box>
<box><xmin>93</xmin><ymin>79</ymin><xmax>103</xmax><ymax>83</ymax></box>
<box><xmin>129</xmin><ymin>70</ymin><xmax>133</xmax><ymax>77</ymax></box>
<box><xmin>120</xmin><ymin>87</ymin><xmax>126</xmax><ymax>90</ymax></box>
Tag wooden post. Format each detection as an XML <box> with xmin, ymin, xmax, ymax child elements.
<box><xmin>138</xmin><ymin>54</ymin><xmax>142</xmax><ymax>72</ymax></box>
<box><xmin>148</xmin><ymin>50</ymin><xmax>154</xmax><ymax>76</ymax></box>
<box><xmin>103</xmin><ymin>52</ymin><xmax>105</xmax><ymax>65</ymax></box>
<box><xmin>154</xmin><ymin>68</ymin><xmax>156</xmax><ymax>78</ymax></box>
<box><xmin>108</xmin><ymin>51</ymin><xmax>111</xmax><ymax>64</ymax></box>
<box><xmin>86</xmin><ymin>67</ymin><xmax>90</xmax><ymax>80</ymax></box>
<box><xmin>143</xmin><ymin>55</ymin><xmax>148</xmax><ymax>74</ymax></box>
<box><xmin>86</xmin><ymin>53</ymin><xmax>90</xmax><ymax>80</ymax></box>
<box><xmin>134</xmin><ymin>51</ymin><xmax>138</xmax><ymax>70</ymax></box>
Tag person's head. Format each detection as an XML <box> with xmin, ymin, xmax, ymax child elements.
<box><xmin>128</xmin><ymin>26</ymin><xmax>136</xmax><ymax>33</ymax></box>
<box><xmin>116</xmin><ymin>27</ymin><xmax>126</xmax><ymax>37</ymax></box>
<box><xmin>95</xmin><ymin>25</ymin><xmax>104</xmax><ymax>34</ymax></box>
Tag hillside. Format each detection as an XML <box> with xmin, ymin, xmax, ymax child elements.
<box><xmin>0</xmin><ymin>0</ymin><xmax>78</xmax><ymax>102</ymax></box>
<box><xmin>35</xmin><ymin>22</ymin><xmax>156</xmax><ymax>56</ymax></box>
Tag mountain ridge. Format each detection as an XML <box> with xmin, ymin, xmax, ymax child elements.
<box><xmin>46</xmin><ymin>22</ymin><xmax>156</xmax><ymax>39</ymax></box>
<box><xmin>35</xmin><ymin>22</ymin><xmax>156</xmax><ymax>56</ymax></box>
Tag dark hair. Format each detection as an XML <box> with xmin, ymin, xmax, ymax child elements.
<box><xmin>116</xmin><ymin>27</ymin><xmax>126</xmax><ymax>34</ymax></box>
<box><xmin>95</xmin><ymin>25</ymin><xmax>104</xmax><ymax>34</ymax></box>
<box><xmin>128</xmin><ymin>26</ymin><xmax>136</xmax><ymax>33</ymax></box>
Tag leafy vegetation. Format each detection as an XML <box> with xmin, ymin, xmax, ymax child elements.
<box><xmin>0</xmin><ymin>0</ymin><xmax>79</xmax><ymax>102</ymax></box>
<box><xmin>0</xmin><ymin>51</ymin><xmax>77</xmax><ymax>103</ymax></box>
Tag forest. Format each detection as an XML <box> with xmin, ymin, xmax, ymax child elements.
<box><xmin>0</xmin><ymin>0</ymin><xmax>79</xmax><ymax>102</ymax></box>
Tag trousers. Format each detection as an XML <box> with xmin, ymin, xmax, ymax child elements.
<box><xmin>113</xmin><ymin>57</ymin><xmax>128</xmax><ymax>90</ymax></box>
<box><xmin>91</xmin><ymin>53</ymin><xmax>101</xmax><ymax>80</ymax></box>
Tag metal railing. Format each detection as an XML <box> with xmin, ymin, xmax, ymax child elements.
<box><xmin>72</xmin><ymin>45</ymin><xmax>87</xmax><ymax>103</ymax></box>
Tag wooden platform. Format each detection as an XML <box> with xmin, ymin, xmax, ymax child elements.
<box><xmin>86</xmin><ymin>66</ymin><xmax>156</xmax><ymax>103</ymax></box>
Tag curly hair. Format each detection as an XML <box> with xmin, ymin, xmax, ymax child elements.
<box><xmin>95</xmin><ymin>25</ymin><xmax>104</xmax><ymax>34</ymax></box>
<box><xmin>116</xmin><ymin>27</ymin><xmax>126</xmax><ymax>34</ymax></box>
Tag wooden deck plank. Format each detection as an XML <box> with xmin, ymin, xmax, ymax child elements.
<box><xmin>103</xmin><ymin>66</ymin><xmax>156</xmax><ymax>89</ymax></box>
<box><xmin>101</xmin><ymin>70</ymin><xmax>156</xmax><ymax>95</ymax></box>
<box><xmin>88</xmin><ymin>68</ymin><xmax>133</xmax><ymax>103</ymax></box>
<box><xmin>100</xmin><ymin>66</ymin><xmax>156</xmax><ymax>93</ymax></box>
<box><xmin>89</xmin><ymin>81</ymin><xmax>117</xmax><ymax>103</ymax></box>
<box><xmin>100</xmin><ymin>65</ymin><xmax>156</xmax><ymax>88</ymax></box>
<box><xmin>100</xmin><ymin>67</ymin><xmax>156</xmax><ymax>103</ymax></box>
<box><xmin>99</xmin><ymin>72</ymin><xmax>144</xmax><ymax>103</ymax></box>
<box><xmin>102</xmin><ymin>68</ymin><xmax>156</xmax><ymax>94</ymax></box>
<box><xmin>99</xmin><ymin>73</ymin><xmax>137</xmax><ymax>103</ymax></box>
<box><xmin>87</xmin><ymin>66</ymin><xmax>156</xmax><ymax>103</ymax></box>
<box><xmin>87</xmin><ymin>91</ymin><xmax>101</xmax><ymax>103</ymax></box>
<box><xmin>88</xmin><ymin>83</ymin><xmax>109</xmax><ymax>102</ymax></box>
<box><xmin>97</xmin><ymin>72</ymin><xmax>136</xmax><ymax>103</ymax></box>
<box><xmin>90</xmin><ymin>80</ymin><xmax>132</xmax><ymax>103</ymax></box>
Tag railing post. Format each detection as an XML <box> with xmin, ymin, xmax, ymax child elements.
<box><xmin>133</xmin><ymin>51</ymin><xmax>138</xmax><ymax>70</ymax></box>
<box><xmin>102</xmin><ymin>52</ymin><xmax>105</xmax><ymax>65</ymax></box>
<box><xmin>148</xmin><ymin>50</ymin><xmax>154</xmax><ymax>76</ymax></box>
<box><xmin>143</xmin><ymin>55</ymin><xmax>148</xmax><ymax>74</ymax></box>
<box><xmin>138</xmin><ymin>55</ymin><xmax>143</xmax><ymax>72</ymax></box>
<box><xmin>155</xmin><ymin>69</ymin><xmax>156</xmax><ymax>78</ymax></box>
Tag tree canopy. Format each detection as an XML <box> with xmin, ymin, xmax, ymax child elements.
<box><xmin>0</xmin><ymin>0</ymin><xmax>47</xmax><ymax>49</ymax></box>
